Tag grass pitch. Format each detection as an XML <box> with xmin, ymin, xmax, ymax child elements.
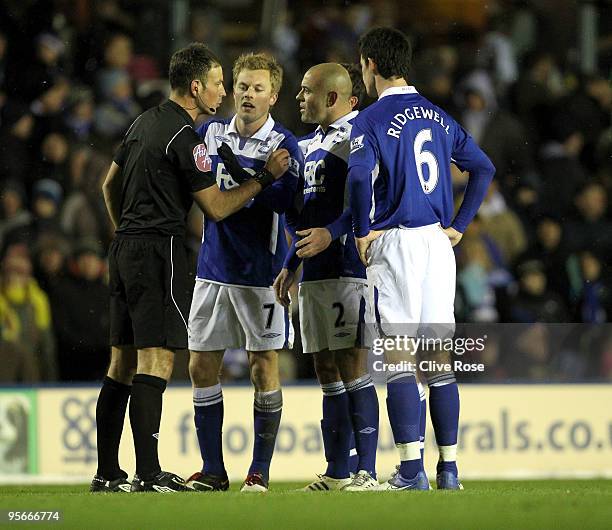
<box><xmin>1</xmin><ymin>480</ymin><xmax>611</xmax><ymax>529</ymax></box>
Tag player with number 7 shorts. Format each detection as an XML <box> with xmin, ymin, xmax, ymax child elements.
<box><xmin>186</xmin><ymin>53</ymin><xmax>303</xmax><ymax>493</ymax></box>
<box><xmin>274</xmin><ymin>62</ymin><xmax>380</xmax><ymax>492</ymax></box>
<box><xmin>348</xmin><ymin>28</ymin><xmax>495</xmax><ymax>491</ymax></box>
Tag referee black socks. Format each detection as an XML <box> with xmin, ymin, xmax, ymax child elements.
<box><xmin>96</xmin><ymin>376</ymin><xmax>131</xmax><ymax>480</ymax></box>
<box><xmin>129</xmin><ymin>374</ymin><xmax>167</xmax><ymax>481</ymax></box>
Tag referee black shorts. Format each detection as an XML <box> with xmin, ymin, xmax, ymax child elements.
<box><xmin>109</xmin><ymin>235</ymin><xmax>192</xmax><ymax>350</ymax></box>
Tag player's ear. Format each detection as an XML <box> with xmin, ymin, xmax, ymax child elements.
<box><xmin>269</xmin><ymin>91</ymin><xmax>278</xmax><ymax>106</ymax></box>
<box><xmin>327</xmin><ymin>91</ymin><xmax>338</xmax><ymax>108</ymax></box>
<box><xmin>349</xmin><ymin>95</ymin><xmax>358</xmax><ymax>110</ymax></box>
<box><xmin>190</xmin><ymin>79</ymin><xmax>199</xmax><ymax>98</ymax></box>
<box><xmin>368</xmin><ymin>58</ymin><xmax>379</xmax><ymax>75</ymax></box>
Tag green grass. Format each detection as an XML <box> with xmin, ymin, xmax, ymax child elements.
<box><xmin>1</xmin><ymin>481</ymin><xmax>611</xmax><ymax>529</ymax></box>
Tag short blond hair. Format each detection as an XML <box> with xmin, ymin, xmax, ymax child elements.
<box><xmin>232</xmin><ymin>52</ymin><xmax>283</xmax><ymax>94</ymax></box>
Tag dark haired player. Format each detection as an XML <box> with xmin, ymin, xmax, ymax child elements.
<box><xmin>348</xmin><ymin>28</ymin><xmax>495</xmax><ymax>490</ymax></box>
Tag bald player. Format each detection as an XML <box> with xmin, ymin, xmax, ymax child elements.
<box><xmin>274</xmin><ymin>63</ymin><xmax>380</xmax><ymax>491</ymax></box>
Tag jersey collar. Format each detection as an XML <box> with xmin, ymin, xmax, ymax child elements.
<box><xmin>315</xmin><ymin>110</ymin><xmax>359</xmax><ymax>136</ymax></box>
<box><xmin>378</xmin><ymin>85</ymin><xmax>418</xmax><ymax>100</ymax></box>
<box><xmin>227</xmin><ymin>114</ymin><xmax>275</xmax><ymax>141</ymax></box>
<box><xmin>165</xmin><ymin>99</ymin><xmax>195</xmax><ymax>125</ymax></box>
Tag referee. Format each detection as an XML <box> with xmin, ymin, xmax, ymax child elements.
<box><xmin>90</xmin><ymin>43</ymin><xmax>290</xmax><ymax>493</ymax></box>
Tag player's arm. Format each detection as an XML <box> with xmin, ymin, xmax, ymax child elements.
<box><xmin>347</xmin><ymin>124</ymin><xmax>383</xmax><ymax>265</ymax></box>
<box><xmin>447</xmin><ymin>125</ymin><xmax>496</xmax><ymax>245</ymax></box>
<box><xmin>253</xmin><ymin>137</ymin><xmax>303</xmax><ymax>213</ymax></box>
<box><xmin>170</xmin><ymin>128</ymin><xmax>290</xmax><ymax>221</ymax></box>
<box><xmin>194</xmin><ymin>149</ymin><xmax>290</xmax><ymax>221</ymax></box>
<box><xmin>274</xmin><ymin>243</ymin><xmax>300</xmax><ymax>307</ymax></box>
<box><xmin>102</xmin><ymin>162</ymin><xmax>123</xmax><ymax>229</ymax></box>
<box><xmin>274</xmin><ymin>179</ymin><xmax>303</xmax><ymax>306</ymax></box>
<box><xmin>103</xmin><ymin>126</ymin><xmax>134</xmax><ymax>229</ymax></box>
<box><xmin>294</xmin><ymin>208</ymin><xmax>352</xmax><ymax>258</ymax></box>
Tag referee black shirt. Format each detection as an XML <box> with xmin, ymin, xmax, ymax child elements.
<box><xmin>113</xmin><ymin>100</ymin><xmax>215</xmax><ymax>237</ymax></box>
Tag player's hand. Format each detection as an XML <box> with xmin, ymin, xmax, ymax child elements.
<box><xmin>442</xmin><ymin>226</ymin><xmax>463</xmax><ymax>247</ymax></box>
<box><xmin>265</xmin><ymin>149</ymin><xmax>290</xmax><ymax>179</ymax></box>
<box><xmin>295</xmin><ymin>227</ymin><xmax>332</xmax><ymax>258</ymax></box>
<box><xmin>273</xmin><ymin>268</ymin><xmax>295</xmax><ymax>308</ymax></box>
<box><xmin>355</xmin><ymin>230</ymin><xmax>384</xmax><ymax>266</ymax></box>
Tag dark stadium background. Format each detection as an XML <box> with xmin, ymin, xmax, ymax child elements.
<box><xmin>0</xmin><ymin>0</ymin><xmax>611</xmax><ymax>386</ymax></box>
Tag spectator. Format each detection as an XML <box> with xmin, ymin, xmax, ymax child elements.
<box><xmin>516</xmin><ymin>216</ymin><xmax>571</xmax><ymax>304</ymax></box>
<box><xmin>94</xmin><ymin>69</ymin><xmax>140</xmax><ymax>139</ymax></box>
<box><xmin>538</xmin><ymin>114</ymin><xmax>587</xmax><ymax>217</ymax></box>
<box><xmin>61</xmin><ymin>151</ymin><xmax>113</xmax><ymax>246</ymax></box>
<box><xmin>480</xmin><ymin>14</ymin><xmax>519</xmax><ymax>94</ymax></box>
<box><xmin>30</xmin><ymin>131</ymin><xmax>70</xmax><ymax>189</ymax></box>
<box><xmin>456</xmin><ymin>238</ymin><xmax>499</xmax><ymax>322</ymax></box>
<box><xmin>511</xmin><ymin>50</ymin><xmax>564</xmax><ymax>145</ymax></box>
<box><xmin>48</xmin><ymin>238</ymin><xmax>109</xmax><ymax>381</ymax></box>
<box><xmin>0</xmin><ymin>242</ymin><xmax>57</xmax><ymax>381</ymax></box>
<box><xmin>567</xmin><ymin>250</ymin><xmax>612</xmax><ymax>323</ymax></box>
<box><xmin>509</xmin><ymin>259</ymin><xmax>568</xmax><ymax>322</ymax></box>
<box><xmin>0</xmin><ymin>181</ymin><xmax>32</xmax><ymax>249</ymax></box>
<box><xmin>64</xmin><ymin>87</ymin><xmax>95</xmax><ymax>143</ymax></box>
<box><xmin>565</xmin><ymin>181</ymin><xmax>612</xmax><ymax>259</ymax></box>
<box><xmin>564</xmin><ymin>75</ymin><xmax>612</xmax><ymax>172</ymax></box>
<box><xmin>4</xmin><ymin>179</ymin><xmax>64</xmax><ymax>249</ymax></box>
<box><xmin>20</xmin><ymin>33</ymin><xmax>65</xmax><ymax>103</ymax></box>
<box><xmin>509</xmin><ymin>323</ymin><xmax>554</xmax><ymax>380</ymax></box>
<box><xmin>478</xmin><ymin>180</ymin><xmax>527</xmax><ymax>265</ymax></box>
<box><xmin>33</xmin><ymin>233</ymin><xmax>70</xmax><ymax>293</ymax></box>
<box><xmin>0</xmin><ymin>99</ymin><xmax>35</xmax><ymax>183</ymax></box>
<box><xmin>457</xmin><ymin>69</ymin><xmax>533</xmax><ymax>194</ymax></box>
<box><xmin>29</xmin><ymin>78</ymin><xmax>71</xmax><ymax>144</ymax></box>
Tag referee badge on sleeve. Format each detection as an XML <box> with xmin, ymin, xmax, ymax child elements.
<box><xmin>193</xmin><ymin>143</ymin><xmax>212</xmax><ymax>172</ymax></box>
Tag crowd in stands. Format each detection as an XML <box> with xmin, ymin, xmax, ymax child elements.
<box><xmin>0</xmin><ymin>1</ymin><xmax>611</xmax><ymax>382</ymax></box>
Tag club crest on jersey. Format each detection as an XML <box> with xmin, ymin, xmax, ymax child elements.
<box><xmin>257</xmin><ymin>140</ymin><xmax>272</xmax><ymax>154</ymax></box>
<box><xmin>333</xmin><ymin>126</ymin><xmax>349</xmax><ymax>143</ymax></box>
<box><xmin>193</xmin><ymin>143</ymin><xmax>212</xmax><ymax>172</ymax></box>
<box><xmin>350</xmin><ymin>135</ymin><xmax>364</xmax><ymax>153</ymax></box>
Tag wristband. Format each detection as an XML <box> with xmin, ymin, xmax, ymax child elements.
<box><xmin>253</xmin><ymin>167</ymin><xmax>274</xmax><ymax>188</ymax></box>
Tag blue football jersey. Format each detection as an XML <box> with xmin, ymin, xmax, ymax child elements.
<box><xmin>348</xmin><ymin>86</ymin><xmax>495</xmax><ymax>237</ymax></box>
<box><xmin>286</xmin><ymin>111</ymin><xmax>366</xmax><ymax>282</ymax></box>
<box><xmin>195</xmin><ymin>115</ymin><xmax>302</xmax><ymax>287</ymax></box>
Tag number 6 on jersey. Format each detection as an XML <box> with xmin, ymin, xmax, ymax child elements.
<box><xmin>414</xmin><ymin>128</ymin><xmax>439</xmax><ymax>194</ymax></box>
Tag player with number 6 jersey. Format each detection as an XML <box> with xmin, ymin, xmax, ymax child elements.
<box><xmin>349</xmin><ymin>28</ymin><xmax>495</xmax><ymax>491</ymax></box>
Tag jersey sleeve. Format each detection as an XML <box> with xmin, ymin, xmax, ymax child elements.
<box><xmin>282</xmin><ymin>239</ymin><xmax>302</xmax><ymax>272</ymax></box>
<box><xmin>325</xmin><ymin>208</ymin><xmax>353</xmax><ymax>240</ymax></box>
<box><xmin>167</xmin><ymin>127</ymin><xmax>216</xmax><ymax>193</ymax></box>
<box><xmin>113</xmin><ymin>138</ymin><xmax>128</xmax><ymax>167</ymax></box>
<box><xmin>450</xmin><ymin>123</ymin><xmax>496</xmax><ymax>232</ymax></box>
<box><xmin>347</xmin><ymin>120</ymin><xmax>378</xmax><ymax>238</ymax></box>
<box><xmin>253</xmin><ymin>134</ymin><xmax>303</xmax><ymax>213</ymax></box>
<box><xmin>113</xmin><ymin>115</ymin><xmax>142</xmax><ymax>167</ymax></box>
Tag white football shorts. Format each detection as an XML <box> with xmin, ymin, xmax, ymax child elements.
<box><xmin>366</xmin><ymin>224</ymin><xmax>456</xmax><ymax>339</ymax></box>
<box><xmin>298</xmin><ymin>279</ymin><xmax>367</xmax><ymax>353</ymax></box>
<box><xmin>188</xmin><ymin>280</ymin><xmax>294</xmax><ymax>352</ymax></box>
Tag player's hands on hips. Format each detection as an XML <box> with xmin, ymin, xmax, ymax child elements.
<box><xmin>295</xmin><ymin>227</ymin><xmax>332</xmax><ymax>258</ymax></box>
<box><xmin>273</xmin><ymin>268</ymin><xmax>295</xmax><ymax>308</ymax></box>
<box><xmin>355</xmin><ymin>230</ymin><xmax>384</xmax><ymax>266</ymax></box>
<box><xmin>442</xmin><ymin>226</ymin><xmax>463</xmax><ymax>247</ymax></box>
<box><xmin>265</xmin><ymin>148</ymin><xmax>290</xmax><ymax>179</ymax></box>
